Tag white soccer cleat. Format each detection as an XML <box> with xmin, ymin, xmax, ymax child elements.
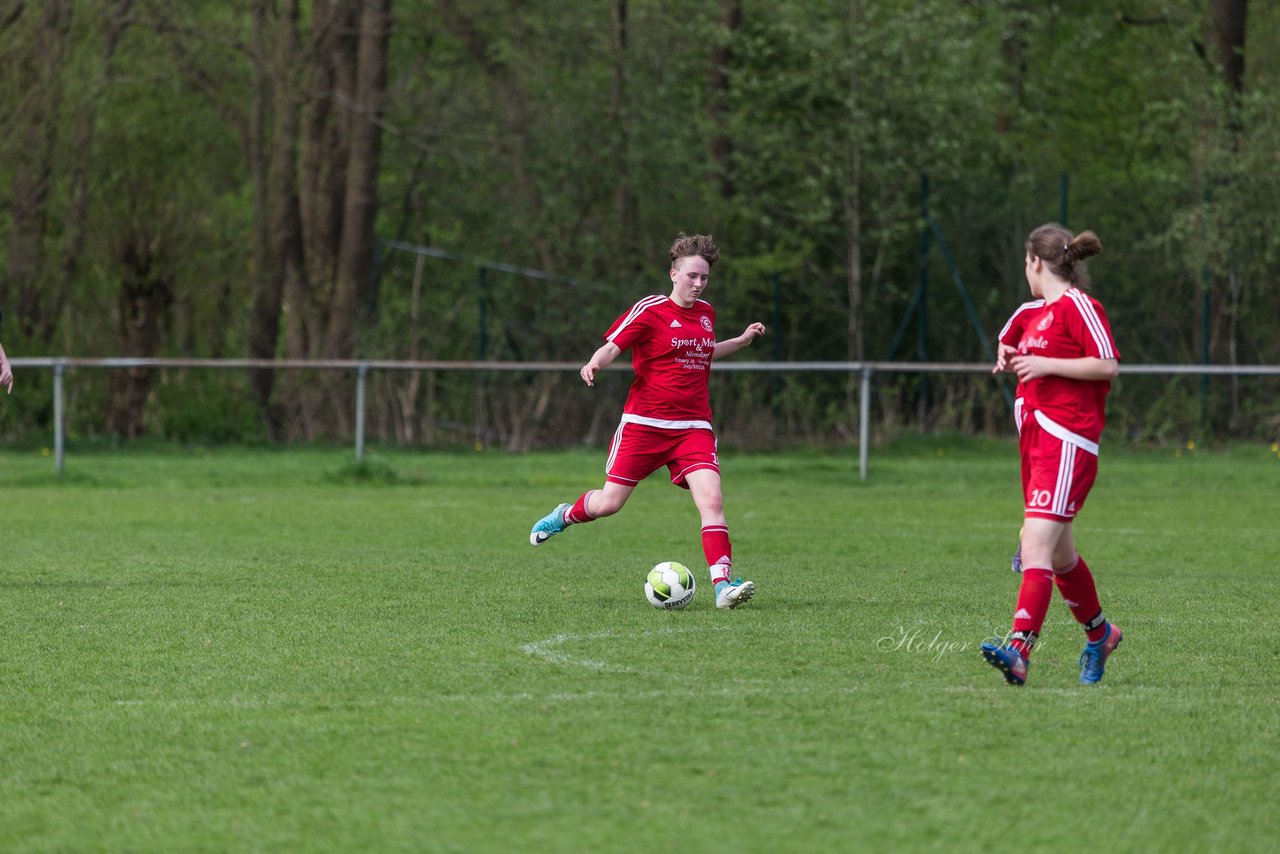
<box><xmin>715</xmin><ymin>577</ymin><xmax>755</xmax><ymax>609</ymax></box>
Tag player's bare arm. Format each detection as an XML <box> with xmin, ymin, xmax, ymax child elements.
<box><xmin>1010</xmin><ymin>354</ymin><xmax>1118</xmax><ymax>383</ymax></box>
<box><xmin>712</xmin><ymin>323</ymin><xmax>766</xmax><ymax>361</ymax></box>
<box><xmin>0</xmin><ymin>342</ymin><xmax>12</xmax><ymax>394</ymax></box>
<box><xmin>580</xmin><ymin>341</ymin><xmax>622</xmax><ymax>387</ymax></box>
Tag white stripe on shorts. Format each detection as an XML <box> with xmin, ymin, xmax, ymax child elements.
<box><xmin>604</xmin><ymin>421</ymin><xmax>628</xmax><ymax>478</ymax></box>
<box><xmin>1053</xmin><ymin>441</ymin><xmax>1076</xmax><ymax>516</ymax></box>
<box><xmin>620</xmin><ymin>413</ymin><xmax>713</xmax><ymax>431</ymax></box>
<box><xmin>1033</xmin><ymin>410</ymin><xmax>1099</xmax><ymax>456</ymax></box>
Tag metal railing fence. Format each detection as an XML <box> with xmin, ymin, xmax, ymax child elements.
<box><xmin>9</xmin><ymin>357</ymin><xmax>1279</xmax><ymax>480</ymax></box>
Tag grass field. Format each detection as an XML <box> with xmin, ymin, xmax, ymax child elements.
<box><xmin>1</xmin><ymin>439</ymin><xmax>1277</xmax><ymax>852</ymax></box>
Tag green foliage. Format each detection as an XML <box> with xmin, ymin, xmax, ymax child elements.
<box><xmin>1</xmin><ymin>0</ymin><xmax>1279</xmax><ymax>443</ymax></box>
<box><xmin>323</xmin><ymin>456</ymin><xmax>421</xmax><ymax>485</ymax></box>
<box><xmin>0</xmin><ymin>446</ymin><xmax>1277</xmax><ymax>848</ymax></box>
<box><xmin>153</xmin><ymin>371</ymin><xmax>266</xmax><ymax>444</ymax></box>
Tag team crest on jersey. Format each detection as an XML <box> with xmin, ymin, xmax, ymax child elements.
<box><xmin>700</xmin><ymin>316</ymin><xmax>713</xmax><ymax>332</ymax></box>
<box><xmin>1036</xmin><ymin>310</ymin><xmax>1055</xmax><ymax>331</ymax></box>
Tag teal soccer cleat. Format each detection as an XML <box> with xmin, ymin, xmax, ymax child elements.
<box><xmin>715</xmin><ymin>577</ymin><xmax>755</xmax><ymax>609</ymax></box>
<box><xmin>529</xmin><ymin>503</ymin><xmax>571</xmax><ymax>547</ymax></box>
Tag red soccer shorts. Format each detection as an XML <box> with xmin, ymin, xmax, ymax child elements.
<box><xmin>1020</xmin><ymin>410</ymin><xmax>1099</xmax><ymax>521</ymax></box>
<box><xmin>604</xmin><ymin>420</ymin><xmax>718</xmax><ymax>489</ymax></box>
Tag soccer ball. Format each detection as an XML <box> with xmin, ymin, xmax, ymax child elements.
<box><xmin>644</xmin><ymin>561</ymin><xmax>696</xmax><ymax>610</ymax></box>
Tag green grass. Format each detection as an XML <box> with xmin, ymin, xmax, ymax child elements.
<box><xmin>1</xmin><ymin>440</ymin><xmax>1278</xmax><ymax>852</ymax></box>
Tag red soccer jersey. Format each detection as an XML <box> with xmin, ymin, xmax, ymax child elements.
<box><xmin>604</xmin><ymin>295</ymin><xmax>717</xmax><ymax>424</ymax></box>
<box><xmin>1016</xmin><ymin>288</ymin><xmax>1121</xmax><ymax>442</ymax></box>
<box><xmin>998</xmin><ymin>299</ymin><xmax>1046</xmax><ymax>399</ymax></box>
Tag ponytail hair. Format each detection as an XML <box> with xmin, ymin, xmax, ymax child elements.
<box><xmin>1027</xmin><ymin>224</ymin><xmax>1102</xmax><ymax>288</ymax></box>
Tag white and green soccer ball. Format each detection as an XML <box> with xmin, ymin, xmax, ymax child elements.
<box><xmin>644</xmin><ymin>561</ymin><xmax>696</xmax><ymax>610</ymax></box>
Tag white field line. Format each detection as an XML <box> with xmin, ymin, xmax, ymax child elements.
<box><xmin>519</xmin><ymin>625</ymin><xmax>731</xmax><ymax>672</ymax></box>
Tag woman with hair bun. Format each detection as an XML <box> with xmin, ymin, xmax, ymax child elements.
<box><xmin>983</xmin><ymin>224</ymin><xmax>1123</xmax><ymax>685</ymax></box>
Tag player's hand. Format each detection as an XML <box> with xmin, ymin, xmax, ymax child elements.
<box><xmin>993</xmin><ymin>343</ymin><xmax>1018</xmax><ymax>374</ymax></box>
<box><xmin>740</xmin><ymin>322</ymin><xmax>766</xmax><ymax>344</ymax></box>
<box><xmin>580</xmin><ymin>363</ymin><xmax>600</xmax><ymax>387</ymax></box>
<box><xmin>0</xmin><ymin>360</ymin><xmax>12</xmax><ymax>395</ymax></box>
<box><xmin>1010</xmin><ymin>354</ymin><xmax>1048</xmax><ymax>382</ymax></box>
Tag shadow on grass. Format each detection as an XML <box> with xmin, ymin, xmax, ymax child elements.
<box><xmin>0</xmin><ymin>468</ymin><xmax>111</xmax><ymax>488</ymax></box>
<box><xmin>323</xmin><ymin>458</ymin><xmax>428</xmax><ymax>486</ymax></box>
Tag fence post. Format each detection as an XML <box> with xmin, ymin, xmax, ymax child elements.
<box><xmin>355</xmin><ymin>363</ymin><xmax>369</xmax><ymax>463</ymax></box>
<box><xmin>53</xmin><ymin>360</ymin><xmax>66</xmax><ymax>475</ymax></box>
<box><xmin>859</xmin><ymin>366</ymin><xmax>872</xmax><ymax>481</ymax></box>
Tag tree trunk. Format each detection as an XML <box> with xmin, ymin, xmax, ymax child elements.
<box><xmin>611</xmin><ymin>0</ymin><xmax>634</xmax><ymax>254</ymax></box>
<box><xmin>107</xmin><ymin>233</ymin><xmax>173</xmax><ymax>438</ymax></box>
<box><xmin>297</xmin><ymin>0</ymin><xmax>355</xmax><ymax>362</ymax></box>
<box><xmin>843</xmin><ymin>0</ymin><xmax>864</xmax><ymax>429</ymax></box>
<box><xmin>248</xmin><ymin>0</ymin><xmax>278</xmax><ymax>422</ymax></box>
<box><xmin>708</xmin><ymin>0</ymin><xmax>741</xmax><ymax>202</ymax></box>
<box><xmin>57</xmin><ymin>1</ymin><xmax>132</xmax><ymax>349</ymax></box>
<box><xmin>249</xmin><ymin>0</ymin><xmax>309</xmax><ymax>436</ymax></box>
<box><xmin>325</xmin><ymin>0</ymin><xmax>391</xmax><ymax>360</ymax></box>
<box><xmin>1208</xmin><ymin>0</ymin><xmax>1247</xmax><ymax>425</ymax></box>
<box><xmin>1209</xmin><ymin>0</ymin><xmax>1247</xmax><ymax>98</ymax></box>
<box><xmin>6</xmin><ymin>0</ymin><xmax>70</xmax><ymax>347</ymax></box>
<box><xmin>998</xmin><ymin>2</ymin><xmax>1029</xmax><ymax>292</ymax></box>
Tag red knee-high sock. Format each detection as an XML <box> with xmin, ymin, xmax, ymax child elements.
<box><xmin>1053</xmin><ymin>554</ymin><xmax>1107</xmax><ymax>642</ymax></box>
<box><xmin>701</xmin><ymin>525</ymin><xmax>732</xmax><ymax>586</ymax></box>
<box><xmin>1010</xmin><ymin>567</ymin><xmax>1055</xmax><ymax>657</ymax></box>
<box><xmin>564</xmin><ymin>491</ymin><xmax>597</xmax><ymax>525</ymax></box>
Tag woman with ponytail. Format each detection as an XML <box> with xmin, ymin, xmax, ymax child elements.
<box><xmin>983</xmin><ymin>224</ymin><xmax>1124</xmax><ymax>685</ymax></box>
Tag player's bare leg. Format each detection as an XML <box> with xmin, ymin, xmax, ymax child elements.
<box><xmin>529</xmin><ymin>482</ymin><xmax>634</xmax><ymax>546</ymax></box>
<box><xmin>582</xmin><ymin>482</ymin><xmax>635</xmax><ymax>518</ymax></box>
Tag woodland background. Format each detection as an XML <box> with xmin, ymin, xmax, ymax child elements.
<box><xmin>0</xmin><ymin>0</ymin><xmax>1275</xmax><ymax>450</ymax></box>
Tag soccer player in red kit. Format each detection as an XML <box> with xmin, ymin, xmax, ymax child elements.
<box><xmin>995</xmin><ymin>299</ymin><xmax>1044</xmax><ymax>574</ymax></box>
<box><xmin>529</xmin><ymin>233</ymin><xmax>765</xmax><ymax>609</ymax></box>
<box><xmin>982</xmin><ymin>224</ymin><xmax>1123</xmax><ymax>685</ymax></box>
